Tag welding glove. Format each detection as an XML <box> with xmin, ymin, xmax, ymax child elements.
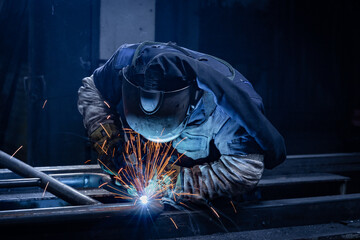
<box><xmin>77</xmin><ymin>75</ymin><xmax>130</xmax><ymax>177</ymax></box>
<box><xmin>90</xmin><ymin>123</ymin><xmax>121</xmax><ymax>154</ymax></box>
<box><xmin>161</xmin><ymin>145</ymin><xmax>206</xmax><ymax>202</ymax></box>
<box><xmin>163</xmin><ymin>143</ymin><xmax>264</xmax><ymax>201</ymax></box>
<box><xmin>174</xmin><ymin>154</ymin><xmax>264</xmax><ymax>202</ymax></box>
<box><xmin>90</xmin><ymin>123</ymin><xmax>126</xmax><ymax>174</ymax></box>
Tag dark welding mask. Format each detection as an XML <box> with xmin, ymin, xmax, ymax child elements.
<box><xmin>120</xmin><ymin>42</ymin><xmax>203</xmax><ymax>142</ymax></box>
<box><xmin>122</xmin><ymin>68</ymin><xmax>200</xmax><ymax>142</ymax></box>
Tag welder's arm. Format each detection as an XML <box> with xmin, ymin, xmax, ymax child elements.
<box><xmin>180</xmin><ymin>154</ymin><xmax>264</xmax><ymax>199</ymax></box>
<box><xmin>194</xmin><ymin>66</ymin><xmax>285</xmax><ymax>169</ymax></box>
<box><xmin>78</xmin><ymin>75</ymin><xmax>116</xmax><ymax>135</ymax></box>
<box><xmin>78</xmin><ymin>76</ymin><xmax>120</xmax><ymax>154</ymax></box>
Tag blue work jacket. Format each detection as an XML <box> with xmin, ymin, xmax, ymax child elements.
<box><xmin>92</xmin><ymin>42</ymin><xmax>286</xmax><ymax>169</ymax></box>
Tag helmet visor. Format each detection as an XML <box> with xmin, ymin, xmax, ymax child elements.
<box><xmin>122</xmin><ymin>73</ymin><xmax>191</xmax><ymax>142</ymax></box>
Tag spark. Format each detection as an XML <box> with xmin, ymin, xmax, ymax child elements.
<box><xmin>42</xmin><ymin>182</ymin><xmax>49</xmax><ymax>197</ymax></box>
<box><xmin>103</xmin><ymin>101</ymin><xmax>110</xmax><ymax>108</ymax></box>
<box><xmin>98</xmin><ymin>158</ymin><xmax>117</xmax><ymax>176</ymax></box>
<box><xmin>99</xmin><ymin>123</ymin><xmax>111</xmax><ymax>138</ymax></box>
<box><xmin>42</xmin><ymin>99</ymin><xmax>48</xmax><ymax>109</ymax></box>
<box><xmin>84</xmin><ymin>159</ymin><xmax>91</xmax><ymax>164</ymax></box>
<box><xmin>112</xmin><ymin>147</ymin><xmax>116</xmax><ymax>157</ymax></box>
<box><xmin>101</xmin><ymin>139</ymin><xmax>107</xmax><ymax>150</ymax></box>
<box><xmin>95</xmin><ymin>142</ymin><xmax>108</xmax><ymax>155</ymax></box>
<box><xmin>99</xmin><ymin>130</ymin><xmax>183</xmax><ymax>205</ymax></box>
<box><xmin>160</xmin><ymin>128</ymin><xmax>165</xmax><ymax>136</ymax></box>
<box><xmin>10</xmin><ymin>145</ymin><xmax>23</xmax><ymax>159</ymax></box>
<box><xmin>210</xmin><ymin>206</ymin><xmax>220</xmax><ymax>218</ymax></box>
<box><xmin>230</xmin><ymin>201</ymin><xmax>237</xmax><ymax>213</ymax></box>
<box><xmin>169</xmin><ymin>217</ymin><xmax>178</xmax><ymax>229</ymax></box>
<box><xmin>98</xmin><ymin>182</ymin><xmax>108</xmax><ymax>188</ymax></box>
<box><xmin>114</xmin><ymin>196</ymin><xmax>133</xmax><ymax>200</ymax></box>
<box><xmin>106</xmin><ymin>115</ymin><xmax>111</xmax><ymax>120</ymax></box>
<box><xmin>179</xmin><ymin>202</ymin><xmax>190</xmax><ymax>208</ymax></box>
<box><xmin>176</xmin><ymin>192</ymin><xmax>200</xmax><ymax>197</ymax></box>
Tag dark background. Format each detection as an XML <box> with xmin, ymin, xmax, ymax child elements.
<box><xmin>0</xmin><ymin>0</ymin><xmax>359</xmax><ymax>167</ymax></box>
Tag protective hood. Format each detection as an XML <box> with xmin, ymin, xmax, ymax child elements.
<box><xmin>121</xmin><ymin>42</ymin><xmax>202</xmax><ymax>142</ymax></box>
<box><xmin>122</xmin><ymin>69</ymin><xmax>194</xmax><ymax>142</ymax></box>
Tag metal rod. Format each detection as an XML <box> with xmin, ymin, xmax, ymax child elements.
<box><xmin>0</xmin><ymin>178</ymin><xmax>40</xmax><ymax>188</ymax></box>
<box><xmin>0</xmin><ymin>150</ymin><xmax>100</xmax><ymax>205</ymax></box>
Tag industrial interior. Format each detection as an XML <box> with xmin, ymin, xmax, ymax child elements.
<box><xmin>0</xmin><ymin>0</ymin><xmax>360</xmax><ymax>239</ymax></box>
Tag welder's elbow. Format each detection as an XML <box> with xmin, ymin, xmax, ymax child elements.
<box><xmin>242</xmin><ymin>156</ymin><xmax>264</xmax><ymax>191</ymax></box>
<box><xmin>228</xmin><ymin>154</ymin><xmax>265</xmax><ymax>192</ymax></box>
<box><xmin>243</xmin><ymin>169</ymin><xmax>263</xmax><ymax>191</ymax></box>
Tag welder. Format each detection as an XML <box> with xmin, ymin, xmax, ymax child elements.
<box><xmin>77</xmin><ymin>41</ymin><xmax>286</xmax><ymax>200</ymax></box>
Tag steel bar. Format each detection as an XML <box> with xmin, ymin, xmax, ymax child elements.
<box><xmin>0</xmin><ymin>150</ymin><xmax>100</xmax><ymax>205</ymax></box>
<box><xmin>0</xmin><ymin>178</ymin><xmax>40</xmax><ymax>188</ymax></box>
<box><xmin>49</xmin><ymin>173</ymin><xmax>111</xmax><ymax>189</ymax></box>
<box><xmin>0</xmin><ymin>201</ymin><xmax>163</xmax><ymax>224</ymax></box>
<box><xmin>0</xmin><ymin>164</ymin><xmax>102</xmax><ymax>180</ymax></box>
<box><xmin>0</xmin><ymin>201</ymin><xmax>163</xmax><ymax>239</ymax></box>
<box><xmin>0</xmin><ymin>173</ymin><xmax>110</xmax><ymax>190</ymax></box>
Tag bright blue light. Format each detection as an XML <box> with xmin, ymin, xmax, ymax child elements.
<box><xmin>139</xmin><ymin>195</ymin><xmax>148</xmax><ymax>205</ymax></box>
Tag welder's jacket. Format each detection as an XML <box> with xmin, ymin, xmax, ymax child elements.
<box><xmin>78</xmin><ymin>42</ymin><xmax>286</xmax><ymax>199</ymax></box>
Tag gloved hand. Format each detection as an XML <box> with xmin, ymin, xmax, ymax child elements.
<box><xmin>161</xmin><ymin>144</ymin><xmax>208</xmax><ymax>203</ymax></box>
<box><xmin>159</xmin><ymin>162</ymin><xmax>181</xmax><ymax>198</ymax></box>
<box><xmin>90</xmin><ymin>123</ymin><xmax>126</xmax><ymax>174</ymax></box>
<box><xmin>164</xmin><ymin>143</ymin><xmax>264</xmax><ymax>202</ymax></box>
<box><xmin>90</xmin><ymin>123</ymin><xmax>121</xmax><ymax>154</ymax></box>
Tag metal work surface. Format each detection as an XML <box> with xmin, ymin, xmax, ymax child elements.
<box><xmin>0</xmin><ymin>153</ymin><xmax>359</xmax><ymax>239</ymax></box>
<box><xmin>152</xmin><ymin>194</ymin><xmax>360</xmax><ymax>239</ymax></box>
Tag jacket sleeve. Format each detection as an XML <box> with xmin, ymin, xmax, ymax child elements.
<box><xmin>195</xmin><ymin>65</ymin><xmax>286</xmax><ymax>169</ymax></box>
<box><xmin>178</xmin><ymin>108</ymin><xmax>265</xmax><ymax>199</ymax></box>
<box><xmin>77</xmin><ymin>75</ymin><xmax>116</xmax><ymax>135</ymax></box>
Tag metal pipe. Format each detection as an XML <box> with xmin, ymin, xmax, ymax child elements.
<box><xmin>0</xmin><ymin>178</ymin><xmax>40</xmax><ymax>188</ymax></box>
<box><xmin>0</xmin><ymin>150</ymin><xmax>100</xmax><ymax>205</ymax></box>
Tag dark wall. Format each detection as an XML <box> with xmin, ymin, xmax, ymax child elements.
<box><xmin>26</xmin><ymin>0</ymin><xmax>99</xmax><ymax>166</ymax></box>
<box><xmin>1</xmin><ymin>0</ymin><xmax>359</xmax><ymax>168</ymax></box>
<box><xmin>156</xmin><ymin>0</ymin><xmax>360</xmax><ymax>155</ymax></box>
<box><xmin>0</xmin><ymin>0</ymin><xmax>100</xmax><ymax>166</ymax></box>
<box><xmin>0</xmin><ymin>1</ymin><xmax>28</xmax><ymax>161</ymax></box>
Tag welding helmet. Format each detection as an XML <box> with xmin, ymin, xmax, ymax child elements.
<box><xmin>121</xmin><ymin>42</ymin><xmax>202</xmax><ymax>142</ymax></box>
